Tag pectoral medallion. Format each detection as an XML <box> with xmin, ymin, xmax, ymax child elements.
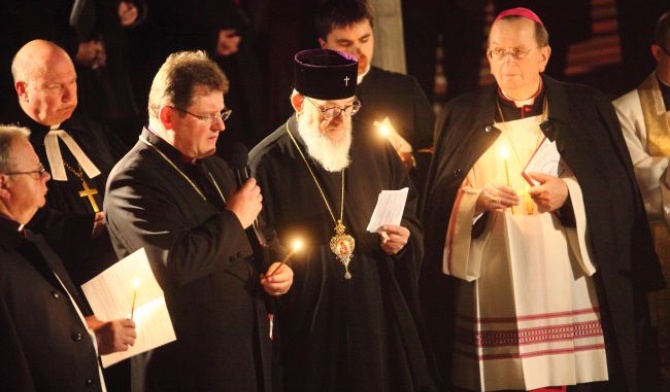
<box><xmin>330</xmin><ymin>220</ymin><xmax>355</xmax><ymax>279</ymax></box>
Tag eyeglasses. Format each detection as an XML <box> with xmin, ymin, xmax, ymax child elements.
<box><xmin>4</xmin><ymin>163</ymin><xmax>47</xmax><ymax>180</ymax></box>
<box><xmin>304</xmin><ymin>97</ymin><xmax>362</xmax><ymax>119</ymax></box>
<box><xmin>170</xmin><ymin>106</ymin><xmax>233</xmax><ymax>123</ymax></box>
<box><xmin>487</xmin><ymin>47</ymin><xmax>537</xmax><ymax>61</ymax></box>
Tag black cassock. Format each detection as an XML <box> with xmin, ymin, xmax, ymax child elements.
<box><xmin>249</xmin><ymin>115</ymin><xmax>438</xmax><ymax>392</ymax></box>
<box><xmin>105</xmin><ymin>128</ymin><xmax>276</xmax><ymax>392</ymax></box>
<box><xmin>12</xmin><ymin>111</ymin><xmax>126</xmax><ymax>287</ymax></box>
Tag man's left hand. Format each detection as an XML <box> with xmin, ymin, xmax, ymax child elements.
<box><xmin>92</xmin><ymin>211</ymin><xmax>106</xmax><ymax>238</ymax></box>
<box><xmin>527</xmin><ymin>172</ymin><xmax>569</xmax><ymax>213</ymax></box>
<box><xmin>378</xmin><ymin>224</ymin><xmax>410</xmax><ymax>255</ymax></box>
<box><xmin>260</xmin><ymin>263</ymin><xmax>294</xmax><ymax>296</ymax></box>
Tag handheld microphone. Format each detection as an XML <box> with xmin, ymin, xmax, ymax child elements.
<box><xmin>226</xmin><ymin>142</ymin><xmax>268</xmax><ymax>248</ymax></box>
<box><xmin>227</xmin><ymin>142</ymin><xmax>251</xmax><ymax>188</ymax></box>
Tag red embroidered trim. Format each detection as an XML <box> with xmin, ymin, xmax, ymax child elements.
<box><xmin>456</xmin><ymin>307</ymin><xmax>600</xmax><ymax>324</ymax></box>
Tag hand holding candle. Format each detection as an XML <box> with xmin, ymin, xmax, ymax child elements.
<box><xmin>268</xmin><ymin>239</ymin><xmax>303</xmax><ymax>277</ymax></box>
<box><xmin>375</xmin><ymin>117</ymin><xmax>416</xmax><ymax>169</ymax></box>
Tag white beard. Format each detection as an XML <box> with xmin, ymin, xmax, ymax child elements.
<box><xmin>297</xmin><ymin>114</ymin><xmax>352</xmax><ymax>172</ymax></box>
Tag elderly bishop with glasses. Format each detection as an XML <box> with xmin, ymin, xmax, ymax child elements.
<box><xmin>420</xmin><ymin>7</ymin><xmax>665</xmax><ymax>392</ymax></box>
<box><xmin>249</xmin><ymin>49</ymin><xmax>438</xmax><ymax>392</ymax></box>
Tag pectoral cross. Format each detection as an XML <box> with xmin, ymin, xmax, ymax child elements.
<box><xmin>78</xmin><ymin>180</ymin><xmax>100</xmax><ymax>213</ymax></box>
<box><xmin>344</xmin><ymin>76</ymin><xmax>350</xmax><ymax>86</ymax></box>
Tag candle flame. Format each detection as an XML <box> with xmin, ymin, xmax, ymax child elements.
<box><xmin>292</xmin><ymin>239</ymin><xmax>304</xmax><ymax>252</ymax></box>
<box><xmin>379</xmin><ymin>124</ymin><xmax>390</xmax><ymax>137</ymax></box>
<box><xmin>374</xmin><ymin>117</ymin><xmax>394</xmax><ymax>138</ymax></box>
<box><xmin>132</xmin><ymin>278</ymin><xmax>141</xmax><ymax>289</ymax></box>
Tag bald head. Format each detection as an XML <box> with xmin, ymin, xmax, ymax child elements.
<box><xmin>12</xmin><ymin>40</ymin><xmax>73</xmax><ymax>83</ymax></box>
<box><xmin>12</xmin><ymin>40</ymin><xmax>78</xmax><ymax>126</ymax></box>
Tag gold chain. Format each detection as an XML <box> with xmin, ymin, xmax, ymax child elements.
<box><xmin>285</xmin><ymin>122</ymin><xmax>344</xmax><ymax>226</ymax></box>
<box><xmin>63</xmin><ymin>161</ymin><xmax>84</xmax><ymax>180</ymax></box>
<box><xmin>139</xmin><ymin>136</ymin><xmax>226</xmax><ymax>204</ymax></box>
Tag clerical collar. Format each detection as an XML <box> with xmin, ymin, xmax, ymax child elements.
<box><xmin>357</xmin><ymin>64</ymin><xmax>371</xmax><ymax>84</ymax></box>
<box><xmin>142</xmin><ymin>127</ymin><xmax>195</xmax><ymax>168</ymax></box>
<box><xmin>657</xmin><ymin>76</ymin><xmax>670</xmax><ymax>111</ymax></box>
<box><xmin>15</xmin><ymin>110</ymin><xmax>58</xmax><ymax>139</ymax></box>
<box><xmin>0</xmin><ymin>215</ymin><xmax>26</xmax><ymax>249</ymax></box>
<box><xmin>140</xmin><ymin>128</ymin><xmax>226</xmax><ymax>204</ymax></box>
<box><xmin>496</xmin><ymin>85</ymin><xmax>546</xmax><ymax>122</ymax></box>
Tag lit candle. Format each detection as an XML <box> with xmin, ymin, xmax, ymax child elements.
<box><xmin>130</xmin><ymin>278</ymin><xmax>141</xmax><ymax>320</ymax></box>
<box><xmin>268</xmin><ymin>239</ymin><xmax>303</xmax><ymax>277</ymax></box>
<box><xmin>499</xmin><ymin>146</ymin><xmax>510</xmax><ymax>186</ymax></box>
<box><xmin>377</xmin><ymin>121</ymin><xmax>390</xmax><ymax>138</ymax></box>
<box><xmin>375</xmin><ymin>117</ymin><xmax>403</xmax><ymax>152</ymax></box>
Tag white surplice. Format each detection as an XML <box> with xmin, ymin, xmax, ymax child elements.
<box><xmin>442</xmin><ymin>114</ymin><xmax>608</xmax><ymax>391</ymax></box>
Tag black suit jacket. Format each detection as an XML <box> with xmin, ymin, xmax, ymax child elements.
<box><xmin>0</xmin><ymin>217</ymin><xmax>103</xmax><ymax>392</ymax></box>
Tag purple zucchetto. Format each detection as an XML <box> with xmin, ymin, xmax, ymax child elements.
<box><xmin>294</xmin><ymin>49</ymin><xmax>358</xmax><ymax>100</ymax></box>
<box><xmin>494</xmin><ymin>7</ymin><xmax>544</xmax><ymax>26</ymax></box>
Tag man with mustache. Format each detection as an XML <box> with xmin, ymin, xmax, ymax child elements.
<box><xmin>250</xmin><ymin>48</ymin><xmax>438</xmax><ymax>392</ymax></box>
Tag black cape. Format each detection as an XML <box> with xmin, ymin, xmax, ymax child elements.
<box><xmin>249</xmin><ymin>116</ymin><xmax>438</xmax><ymax>392</ymax></box>
<box><xmin>420</xmin><ymin>76</ymin><xmax>666</xmax><ymax>392</ymax></box>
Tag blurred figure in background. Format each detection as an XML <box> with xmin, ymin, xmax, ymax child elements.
<box><xmin>613</xmin><ymin>9</ymin><xmax>670</xmax><ymax>377</ymax></box>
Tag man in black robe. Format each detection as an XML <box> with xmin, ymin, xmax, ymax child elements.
<box><xmin>104</xmin><ymin>50</ymin><xmax>293</xmax><ymax>391</ymax></box>
<box><xmin>421</xmin><ymin>8</ymin><xmax>666</xmax><ymax>391</ymax></box>
<box><xmin>314</xmin><ymin>0</ymin><xmax>435</xmax><ymax>190</ymax></box>
<box><xmin>0</xmin><ymin>125</ymin><xmax>135</xmax><ymax>392</ymax></box>
<box><xmin>249</xmin><ymin>48</ymin><xmax>438</xmax><ymax>392</ymax></box>
<box><xmin>9</xmin><ymin>39</ymin><xmax>134</xmax><ymax>392</ymax></box>
<box><xmin>9</xmin><ymin>40</ymin><xmax>127</xmax><ymax>287</ymax></box>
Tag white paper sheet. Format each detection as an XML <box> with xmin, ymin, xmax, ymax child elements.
<box><xmin>366</xmin><ymin>187</ymin><xmax>409</xmax><ymax>232</ymax></box>
<box><xmin>81</xmin><ymin>248</ymin><xmax>176</xmax><ymax>367</ymax></box>
<box><xmin>522</xmin><ymin>137</ymin><xmax>564</xmax><ymax>186</ymax></box>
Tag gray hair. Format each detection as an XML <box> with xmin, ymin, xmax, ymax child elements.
<box><xmin>147</xmin><ymin>51</ymin><xmax>229</xmax><ymax>119</ymax></box>
<box><xmin>0</xmin><ymin>125</ymin><xmax>31</xmax><ymax>172</ymax></box>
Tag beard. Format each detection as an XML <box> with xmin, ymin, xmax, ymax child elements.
<box><xmin>296</xmin><ymin>113</ymin><xmax>352</xmax><ymax>173</ymax></box>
